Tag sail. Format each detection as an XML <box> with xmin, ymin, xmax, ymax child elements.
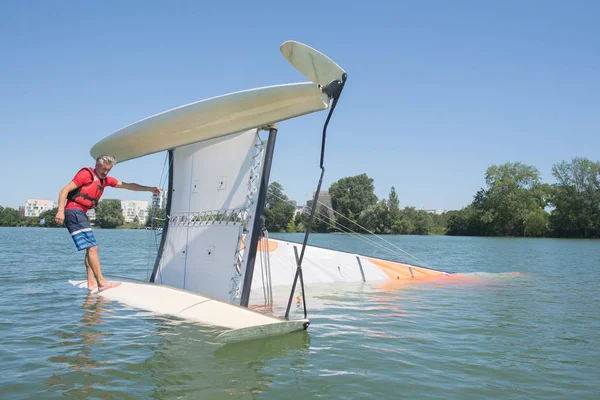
<box><xmin>152</xmin><ymin>128</ymin><xmax>266</xmax><ymax>304</ymax></box>
<box><xmin>250</xmin><ymin>238</ymin><xmax>448</xmax><ymax>289</ymax></box>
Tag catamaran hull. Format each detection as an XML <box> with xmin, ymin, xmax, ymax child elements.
<box><xmin>69</xmin><ymin>276</ymin><xmax>308</xmax><ymax>343</ymax></box>
<box><xmin>68</xmin><ymin>239</ymin><xmax>447</xmax><ymax>342</ymax></box>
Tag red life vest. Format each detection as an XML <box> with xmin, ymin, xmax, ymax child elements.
<box><xmin>67</xmin><ymin>167</ymin><xmax>106</xmax><ymax>209</ymax></box>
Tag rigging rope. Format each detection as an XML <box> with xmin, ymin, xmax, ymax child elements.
<box><xmin>269</xmin><ymin>190</ymin><xmax>435</xmax><ymax>269</ymax></box>
<box><xmin>311</xmin><ymin>198</ymin><xmax>434</xmax><ymax>268</ymax></box>
<box><xmin>145</xmin><ymin>152</ymin><xmax>170</xmax><ymax>281</ymax></box>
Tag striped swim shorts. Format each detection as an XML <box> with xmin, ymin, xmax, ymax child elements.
<box><xmin>64</xmin><ymin>209</ymin><xmax>98</xmax><ymax>251</ymax></box>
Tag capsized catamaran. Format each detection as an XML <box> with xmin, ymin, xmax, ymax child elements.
<box><xmin>69</xmin><ymin>40</ymin><xmax>450</xmax><ymax>342</ymax></box>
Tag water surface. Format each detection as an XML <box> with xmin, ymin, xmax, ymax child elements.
<box><xmin>1</xmin><ymin>228</ymin><xmax>598</xmax><ymax>399</ymax></box>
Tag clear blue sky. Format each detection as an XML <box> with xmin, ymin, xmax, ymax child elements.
<box><xmin>1</xmin><ymin>1</ymin><xmax>598</xmax><ymax>210</ymax></box>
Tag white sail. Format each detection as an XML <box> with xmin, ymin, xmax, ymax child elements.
<box><xmin>250</xmin><ymin>238</ymin><xmax>449</xmax><ymax>292</ymax></box>
<box><xmin>154</xmin><ymin>129</ymin><xmax>266</xmax><ymax>304</ymax></box>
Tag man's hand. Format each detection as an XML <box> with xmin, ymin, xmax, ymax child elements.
<box><xmin>150</xmin><ymin>187</ymin><xmax>161</xmax><ymax>195</ymax></box>
<box><xmin>55</xmin><ymin>210</ymin><xmax>65</xmax><ymax>225</ymax></box>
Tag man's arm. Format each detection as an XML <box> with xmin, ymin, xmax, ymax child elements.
<box><xmin>55</xmin><ymin>181</ymin><xmax>78</xmax><ymax>224</ymax></box>
<box><xmin>116</xmin><ymin>181</ymin><xmax>161</xmax><ymax>195</ymax></box>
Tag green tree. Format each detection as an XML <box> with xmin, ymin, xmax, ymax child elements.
<box><xmin>146</xmin><ymin>207</ymin><xmax>167</xmax><ymax>227</ymax></box>
<box><xmin>297</xmin><ymin>202</ymin><xmax>332</xmax><ymax>233</ymax></box>
<box><xmin>401</xmin><ymin>207</ymin><xmax>421</xmax><ymax>234</ymax></box>
<box><xmin>549</xmin><ymin>158</ymin><xmax>600</xmax><ymax>238</ymax></box>
<box><xmin>358</xmin><ymin>200</ymin><xmax>390</xmax><ymax>234</ymax></box>
<box><xmin>263</xmin><ymin>182</ymin><xmax>295</xmax><ymax>232</ymax></box>
<box><xmin>0</xmin><ymin>206</ymin><xmax>22</xmax><ymax>227</ymax></box>
<box><xmin>95</xmin><ymin>200</ymin><xmax>124</xmax><ymax>228</ymax></box>
<box><xmin>315</xmin><ymin>204</ymin><xmax>333</xmax><ymax>232</ymax></box>
<box><xmin>391</xmin><ymin>217</ymin><xmax>412</xmax><ymax>234</ymax></box>
<box><xmin>386</xmin><ymin>186</ymin><xmax>404</xmax><ymax>232</ymax></box>
<box><xmin>23</xmin><ymin>216</ymin><xmax>40</xmax><ymax>227</ymax></box>
<box><xmin>524</xmin><ymin>209</ymin><xmax>550</xmax><ymax>237</ymax></box>
<box><xmin>445</xmin><ymin>208</ymin><xmax>474</xmax><ymax>236</ymax></box>
<box><xmin>295</xmin><ymin>207</ymin><xmax>309</xmax><ymax>231</ymax></box>
<box><xmin>329</xmin><ymin>174</ymin><xmax>377</xmax><ymax>229</ymax></box>
<box><xmin>388</xmin><ymin>186</ymin><xmax>400</xmax><ymax>220</ymax></box>
<box><xmin>477</xmin><ymin>162</ymin><xmax>546</xmax><ymax>236</ymax></box>
<box><xmin>413</xmin><ymin>210</ymin><xmax>433</xmax><ymax>235</ymax></box>
<box><xmin>430</xmin><ymin>212</ymin><xmax>450</xmax><ymax>235</ymax></box>
<box><xmin>295</xmin><ymin>221</ymin><xmax>306</xmax><ymax>233</ymax></box>
<box><xmin>38</xmin><ymin>207</ymin><xmax>61</xmax><ymax>228</ymax></box>
<box><xmin>285</xmin><ymin>218</ymin><xmax>296</xmax><ymax>233</ymax></box>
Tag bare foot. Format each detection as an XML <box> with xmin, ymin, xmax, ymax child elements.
<box><xmin>98</xmin><ymin>281</ymin><xmax>121</xmax><ymax>292</ymax></box>
<box><xmin>88</xmin><ymin>284</ymin><xmax>98</xmax><ymax>292</ymax></box>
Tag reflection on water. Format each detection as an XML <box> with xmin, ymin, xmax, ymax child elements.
<box><xmin>43</xmin><ymin>293</ymin><xmax>312</xmax><ymax>399</ymax></box>
<box><xmin>215</xmin><ymin>331</ymin><xmax>310</xmax><ymax>363</ymax></box>
<box><xmin>45</xmin><ymin>295</ymin><xmax>115</xmax><ymax>398</ymax></box>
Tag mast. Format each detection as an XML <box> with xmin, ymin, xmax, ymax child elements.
<box><xmin>239</xmin><ymin>125</ymin><xmax>278</xmax><ymax>307</ymax></box>
<box><xmin>150</xmin><ymin>150</ymin><xmax>174</xmax><ymax>283</ymax></box>
<box><xmin>284</xmin><ymin>75</ymin><xmax>347</xmax><ymax>319</ymax></box>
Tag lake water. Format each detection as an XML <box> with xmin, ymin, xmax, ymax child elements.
<box><xmin>1</xmin><ymin>227</ymin><xmax>599</xmax><ymax>399</ymax></box>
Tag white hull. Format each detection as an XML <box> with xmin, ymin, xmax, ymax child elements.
<box><xmin>281</xmin><ymin>41</ymin><xmax>346</xmax><ymax>87</ymax></box>
<box><xmin>68</xmin><ymin>239</ymin><xmax>447</xmax><ymax>341</ymax></box>
<box><xmin>91</xmin><ymin>83</ymin><xmax>328</xmax><ymax>163</ymax></box>
<box><xmin>69</xmin><ymin>276</ymin><xmax>308</xmax><ymax>342</ymax></box>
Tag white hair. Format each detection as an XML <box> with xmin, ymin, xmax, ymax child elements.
<box><xmin>96</xmin><ymin>155</ymin><xmax>117</xmax><ymax>166</ymax></box>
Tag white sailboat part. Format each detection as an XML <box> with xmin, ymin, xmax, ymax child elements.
<box><xmin>249</xmin><ymin>238</ymin><xmax>449</xmax><ymax>288</ymax></box>
<box><xmin>90</xmin><ymin>83</ymin><xmax>329</xmax><ymax>163</ymax></box>
<box><xmin>280</xmin><ymin>41</ymin><xmax>346</xmax><ymax>87</ymax></box>
<box><xmin>69</xmin><ymin>277</ymin><xmax>308</xmax><ymax>342</ymax></box>
<box><xmin>69</xmin><ymin>40</ymin><xmax>448</xmax><ymax>343</ymax></box>
<box><xmin>214</xmin><ymin>320</ymin><xmax>309</xmax><ymax>343</ymax></box>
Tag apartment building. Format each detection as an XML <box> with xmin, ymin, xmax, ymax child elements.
<box><xmin>121</xmin><ymin>200</ymin><xmax>148</xmax><ymax>223</ymax></box>
<box><xmin>23</xmin><ymin>199</ymin><xmax>55</xmax><ymax>217</ymax></box>
<box><xmin>151</xmin><ymin>191</ymin><xmax>168</xmax><ymax>210</ymax></box>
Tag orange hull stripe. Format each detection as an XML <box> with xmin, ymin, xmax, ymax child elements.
<box><xmin>366</xmin><ymin>257</ymin><xmax>446</xmax><ymax>280</ymax></box>
<box><xmin>257</xmin><ymin>239</ymin><xmax>278</xmax><ymax>252</ymax></box>
<box><xmin>239</xmin><ymin>236</ymin><xmax>279</xmax><ymax>252</ymax></box>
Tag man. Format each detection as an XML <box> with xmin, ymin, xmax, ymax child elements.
<box><xmin>55</xmin><ymin>155</ymin><xmax>161</xmax><ymax>292</ymax></box>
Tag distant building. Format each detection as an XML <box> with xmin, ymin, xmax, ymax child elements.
<box><xmin>421</xmin><ymin>208</ymin><xmax>448</xmax><ymax>215</ymax></box>
<box><xmin>86</xmin><ymin>209</ymin><xmax>96</xmax><ymax>221</ymax></box>
<box><xmin>24</xmin><ymin>199</ymin><xmax>55</xmax><ymax>217</ymax></box>
<box><xmin>18</xmin><ymin>206</ymin><xmax>25</xmax><ymax>217</ymax></box>
<box><xmin>151</xmin><ymin>191</ymin><xmax>168</xmax><ymax>210</ymax></box>
<box><xmin>97</xmin><ymin>199</ymin><xmax>148</xmax><ymax>224</ymax></box>
<box><xmin>121</xmin><ymin>200</ymin><xmax>148</xmax><ymax>223</ymax></box>
<box><xmin>311</xmin><ymin>190</ymin><xmax>333</xmax><ymax>217</ymax></box>
<box><xmin>286</xmin><ymin>200</ymin><xmax>303</xmax><ymax>217</ymax></box>
<box><xmin>293</xmin><ymin>204</ymin><xmax>306</xmax><ymax>217</ymax></box>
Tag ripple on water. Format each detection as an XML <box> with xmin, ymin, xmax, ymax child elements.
<box><xmin>1</xmin><ymin>228</ymin><xmax>599</xmax><ymax>399</ymax></box>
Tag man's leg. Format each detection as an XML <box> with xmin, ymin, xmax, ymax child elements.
<box><xmin>86</xmin><ymin>245</ymin><xmax>120</xmax><ymax>292</ymax></box>
<box><xmin>84</xmin><ymin>254</ymin><xmax>98</xmax><ymax>291</ymax></box>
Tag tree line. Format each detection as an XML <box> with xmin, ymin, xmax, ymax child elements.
<box><xmin>3</xmin><ymin>157</ymin><xmax>598</xmax><ymax>238</ymax></box>
<box><xmin>263</xmin><ymin>176</ymin><xmax>448</xmax><ymax>235</ymax></box>
<box><xmin>263</xmin><ymin>157</ymin><xmax>600</xmax><ymax>239</ymax></box>
<box><xmin>445</xmin><ymin>158</ymin><xmax>600</xmax><ymax>238</ymax></box>
<box><xmin>0</xmin><ymin>200</ymin><xmax>164</xmax><ymax>229</ymax></box>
